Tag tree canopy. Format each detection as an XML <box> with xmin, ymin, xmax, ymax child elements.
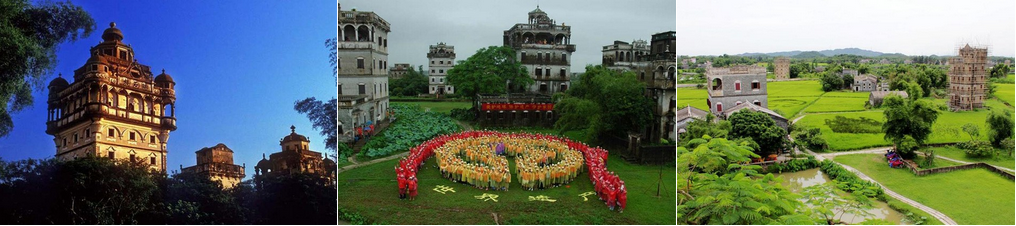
<box><xmin>986</xmin><ymin>109</ymin><xmax>1014</xmax><ymax>149</ymax></box>
<box><xmin>0</xmin><ymin>0</ymin><xmax>95</xmax><ymax>138</ymax></box>
<box><xmin>881</xmin><ymin>95</ymin><xmax>939</xmax><ymax>158</ymax></box>
<box><xmin>728</xmin><ymin>109</ymin><xmax>787</xmax><ymax>155</ymax></box>
<box><xmin>553</xmin><ymin>65</ymin><xmax>654</xmax><ymax>143</ymax></box>
<box><xmin>446</xmin><ymin>46</ymin><xmax>531</xmax><ymax>100</ymax></box>
<box><xmin>389</xmin><ymin>67</ymin><xmax>429</xmax><ymax>97</ymax></box>
<box><xmin>0</xmin><ymin>157</ymin><xmax>336</xmax><ymax>224</ymax></box>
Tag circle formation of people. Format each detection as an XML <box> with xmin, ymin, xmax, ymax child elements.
<box><xmin>396</xmin><ymin>131</ymin><xmax>628</xmax><ymax>211</ymax></box>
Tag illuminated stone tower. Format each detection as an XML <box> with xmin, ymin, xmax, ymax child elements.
<box><xmin>46</xmin><ymin>22</ymin><xmax>177</xmax><ymax>173</ymax></box>
<box><xmin>181</xmin><ymin>143</ymin><xmax>246</xmax><ymax>189</ymax></box>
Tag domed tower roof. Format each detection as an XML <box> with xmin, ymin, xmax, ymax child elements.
<box><xmin>48</xmin><ymin>74</ymin><xmax>69</xmax><ymax>95</ymax></box>
<box><xmin>155</xmin><ymin>69</ymin><xmax>175</xmax><ymax>84</ymax></box>
<box><xmin>256</xmin><ymin>153</ymin><xmax>272</xmax><ymax>169</ymax></box>
<box><xmin>101</xmin><ymin>22</ymin><xmax>124</xmax><ymax>42</ymax></box>
<box><xmin>529</xmin><ymin>6</ymin><xmax>545</xmax><ymax>14</ymax></box>
<box><xmin>280</xmin><ymin>125</ymin><xmax>309</xmax><ymax>144</ymax></box>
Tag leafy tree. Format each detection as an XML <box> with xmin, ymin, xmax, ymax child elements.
<box><xmin>552</xmin><ymin>97</ymin><xmax>600</xmax><ymax>136</ymax></box>
<box><xmin>902</xmin><ymin>80</ymin><xmax>923</xmax><ymax>100</ymax></box>
<box><xmin>389</xmin><ymin>67</ymin><xmax>428</xmax><ymax>96</ymax></box>
<box><xmin>446</xmin><ymin>46</ymin><xmax>531</xmax><ymax>101</ymax></box>
<box><xmin>989</xmin><ymin>63</ymin><xmax>1011</xmax><ymax>78</ymax></box>
<box><xmin>986</xmin><ymin>109</ymin><xmax>1015</xmax><ymax>149</ymax></box>
<box><xmin>556</xmin><ymin>65</ymin><xmax>654</xmax><ymax>143</ymax></box>
<box><xmin>842</xmin><ymin>74</ymin><xmax>854</xmax><ymax>89</ymax></box>
<box><xmin>820</xmin><ymin>73</ymin><xmax>843</xmax><ymax>91</ymax></box>
<box><xmin>677</xmin><ymin>169</ymin><xmax>805</xmax><ymax>224</ymax></box>
<box><xmin>679</xmin><ymin>114</ymin><xmax>730</xmax><ymax>144</ymax></box>
<box><xmin>163</xmin><ymin>172</ymin><xmax>248</xmax><ymax>224</ymax></box>
<box><xmin>882</xmin><ymin>95</ymin><xmax>939</xmax><ymax>158</ymax></box>
<box><xmin>0</xmin><ymin>157</ymin><xmax>161</xmax><ymax>224</ymax></box>
<box><xmin>251</xmin><ymin>173</ymin><xmax>337</xmax><ymax>224</ymax></box>
<box><xmin>0</xmin><ymin>0</ymin><xmax>95</xmax><ymax>138</ymax></box>
<box><xmin>294</xmin><ymin>97</ymin><xmax>337</xmax><ymax>152</ymax></box>
<box><xmin>961</xmin><ymin>123</ymin><xmax>980</xmax><ymax>142</ymax></box>
<box><xmin>728</xmin><ymin>109</ymin><xmax>787</xmax><ymax>155</ymax></box>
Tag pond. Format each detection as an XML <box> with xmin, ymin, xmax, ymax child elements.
<box><xmin>777</xmin><ymin>168</ymin><xmax>909</xmax><ymax>225</ymax></box>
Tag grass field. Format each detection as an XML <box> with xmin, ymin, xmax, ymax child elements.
<box><xmin>994</xmin><ymin>83</ymin><xmax>1014</xmax><ymax>107</ymax></box>
<box><xmin>673</xmin><ymin>87</ymin><xmax>708</xmax><ymax>110</ymax></box>
<box><xmin>392</xmin><ymin>101</ymin><xmax>471</xmax><ymax>114</ymax></box>
<box><xmin>929</xmin><ymin>146</ymin><xmax>1015</xmax><ymax>169</ymax></box>
<box><xmin>337</xmin><ymin>154</ymin><xmax>676</xmax><ymax>224</ymax></box>
<box><xmin>802</xmin><ymin>96</ymin><xmax>868</xmax><ymax>113</ymax></box>
<box><xmin>768</xmin><ymin>80</ymin><xmax>825</xmax><ymax>97</ymax></box>
<box><xmin>833</xmin><ymin>154</ymin><xmax>1015</xmax><ymax>225</ymax></box>
<box><xmin>796</xmin><ymin>98</ymin><xmax>1009</xmax><ymax>151</ymax></box>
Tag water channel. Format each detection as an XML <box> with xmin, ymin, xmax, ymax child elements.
<box><xmin>777</xmin><ymin>168</ymin><xmax>909</xmax><ymax>224</ymax></box>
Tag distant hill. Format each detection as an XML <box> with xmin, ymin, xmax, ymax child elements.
<box><xmin>737</xmin><ymin>48</ymin><xmax>903</xmax><ymax>57</ymax></box>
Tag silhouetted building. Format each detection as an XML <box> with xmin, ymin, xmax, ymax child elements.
<box><xmin>181</xmin><ymin>143</ymin><xmax>246</xmax><ymax>189</ymax></box>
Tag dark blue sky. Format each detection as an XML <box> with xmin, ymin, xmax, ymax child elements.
<box><xmin>0</xmin><ymin>1</ymin><xmax>336</xmax><ymax>180</ymax></box>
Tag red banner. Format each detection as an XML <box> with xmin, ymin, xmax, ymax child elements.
<box><xmin>481</xmin><ymin>103</ymin><xmax>554</xmax><ymax>111</ymax></box>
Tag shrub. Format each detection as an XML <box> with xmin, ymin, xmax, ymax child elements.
<box><xmin>449</xmin><ymin>108</ymin><xmax>474</xmax><ymax>122</ymax></box>
<box><xmin>818</xmin><ymin>160</ymin><xmax>884</xmax><ymax>199</ymax></box>
<box><xmin>763</xmin><ymin>158</ymin><xmax>819</xmax><ymax>174</ymax></box>
<box><xmin>958</xmin><ymin>140</ymin><xmax>995</xmax><ymax>158</ymax></box>
<box><xmin>824</xmin><ymin>116</ymin><xmax>882</xmax><ymax>134</ymax></box>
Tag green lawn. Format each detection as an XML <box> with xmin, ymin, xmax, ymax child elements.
<box><xmin>994</xmin><ymin>83</ymin><xmax>1014</xmax><ymax>107</ymax></box>
<box><xmin>768</xmin><ymin>96</ymin><xmax>820</xmax><ymax>118</ymax></box>
<box><xmin>673</xmin><ymin>87</ymin><xmax>708</xmax><ymax>110</ymax></box>
<box><xmin>929</xmin><ymin>146</ymin><xmax>1015</xmax><ymax>169</ymax></box>
<box><xmin>833</xmin><ymin>154</ymin><xmax>1015</xmax><ymax>225</ymax></box>
<box><xmin>796</xmin><ymin>98</ymin><xmax>1009</xmax><ymax>151</ymax></box>
<box><xmin>802</xmin><ymin>96</ymin><xmax>867</xmax><ymax>113</ymax></box>
<box><xmin>796</xmin><ymin>111</ymin><xmax>888</xmax><ymax>151</ymax></box>
<box><xmin>768</xmin><ymin>80</ymin><xmax>825</xmax><ymax>97</ymax></box>
<box><xmin>392</xmin><ymin>101</ymin><xmax>471</xmax><ymax>114</ymax></box>
<box><xmin>337</xmin><ymin>154</ymin><xmax>676</xmax><ymax>224</ymax></box>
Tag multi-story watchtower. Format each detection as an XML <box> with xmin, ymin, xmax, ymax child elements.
<box><xmin>181</xmin><ymin>143</ymin><xmax>245</xmax><ymax>189</ymax></box>
<box><xmin>948</xmin><ymin>44</ymin><xmax>988</xmax><ymax>111</ymax></box>
<box><xmin>503</xmin><ymin>6</ymin><xmax>575</xmax><ymax>94</ymax></box>
<box><xmin>46</xmin><ymin>22</ymin><xmax>177</xmax><ymax>173</ymax></box>
<box><xmin>706</xmin><ymin>65</ymin><xmax>768</xmax><ymax>116</ymax></box>
<box><xmin>427</xmin><ymin>42</ymin><xmax>455</xmax><ymax>96</ymax></box>
<box><xmin>337</xmin><ymin>3</ymin><xmax>391</xmax><ymax>143</ymax></box>
<box><xmin>774</xmin><ymin>57</ymin><xmax>790</xmax><ymax>80</ymax></box>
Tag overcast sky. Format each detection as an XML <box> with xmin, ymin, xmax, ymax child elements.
<box><xmin>678</xmin><ymin>0</ymin><xmax>1016</xmax><ymax>57</ymax></box>
<box><xmin>341</xmin><ymin>0</ymin><xmax>676</xmax><ymax>73</ymax></box>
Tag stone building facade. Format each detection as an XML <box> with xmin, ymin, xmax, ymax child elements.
<box><xmin>705</xmin><ymin>65</ymin><xmax>768</xmax><ymax>116</ymax></box>
<box><xmin>254</xmin><ymin>126</ymin><xmax>336</xmax><ymax>182</ymax></box>
<box><xmin>853</xmin><ymin>74</ymin><xmax>878</xmax><ymax>92</ymax></box>
<box><xmin>337</xmin><ymin>4</ymin><xmax>391</xmax><ymax>143</ymax></box>
<box><xmin>181</xmin><ymin>143</ymin><xmax>245</xmax><ymax>189</ymax></box>
<box><xmin>389</xmin><ymin>63</ymin><xmax>411</xmax><ymax>80</ymax></box>
<box><xmin>601</xmin><ymin>40</ymin><xmax>649</xmax><ymax>71</ymax></box>
<box><xmin>46</xmin><ymin>22</ymin><xmax>177</xmax><ymax>173</ymax></box>
<box><xmin>948</xmin><ymin>44</ymin><xmax>988</xmax><ymax>111</ymax></box>
<box><xmin>427</xmin><ymin>42</ymin><xmax>455</xmax><ymax>95</ymax></box>
<box><xmin>503</xmin><ymin>6</ymin><xmax>575</xmax><ymax>95</ymax></box>
<box><xmin>774</xmin><ymin>57</ymin><xmax>790</xmax><ymax>80</ymax></box>
<box><xmin>639</xmin><ymin>31</ymin><xmax>677</xmax><ymax>141</ymax></box>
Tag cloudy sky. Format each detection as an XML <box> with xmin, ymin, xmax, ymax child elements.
<box><xmin>341</xmin><ymin>0</ymin><xmax>676</xmax><ymax>73</ymax></box>
<box><xmin>678</xmin><ymin>0</ymin><xmax>1016</xmax><ymax>57</ymax></box>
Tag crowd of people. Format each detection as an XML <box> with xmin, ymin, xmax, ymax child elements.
<box><xmin>885</xmin><ymin>149</ymin><xmax>904</xmax><ymax>168</ymax></box>
<box><xmin>394</xmin><ymin>130</ymin><xmax>627</xmax><ymax>212</ymax></box>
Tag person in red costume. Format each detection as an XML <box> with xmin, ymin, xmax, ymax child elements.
<box><xmin>407</xmin><ymin>176</ymin><xmax>418</xmax><ymax>200</ymax></box>
<box><xmin>617</xmin><ymin>182</ymin><xmax>628</xmax><ymax>213</ymax></box>
<box><xmin>397</xmin><ymin>166</ymin><xmax>407</xmax><ymax>199</ymax></box>
<box><xmin>605</xmin><ymin>185</ymin><xmax>617</xmax><ymax>210</ymax></box>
